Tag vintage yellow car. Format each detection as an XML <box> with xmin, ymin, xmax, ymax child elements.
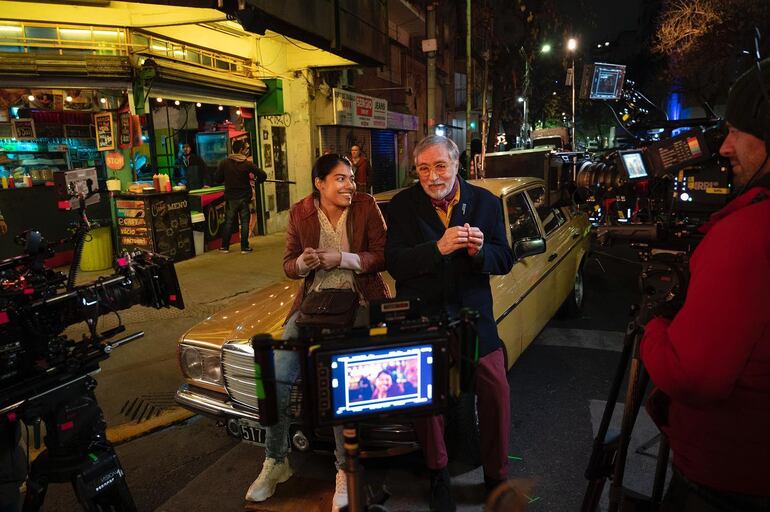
<box><xmin>175</xmin><ymin>177</ymin><xmax>591</xmax><ymax>450</ymax></box>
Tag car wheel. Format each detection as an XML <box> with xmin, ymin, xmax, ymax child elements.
<box><xmin>559</xmin><ymin>263</ymin><xmax>585</xmax><ymax>318</ymax></box>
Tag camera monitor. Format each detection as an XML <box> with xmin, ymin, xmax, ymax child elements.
<box><xmin>313</xmin><ymin>334</ymin><xmax>449</xmax><ymax>425</ymax></box>
<box><xmin>580</xmin><ymin>63</ymin><xmax>627</xmax><ymax>101</ymax></box>
<box><xmin>619</xmin><ymin>150</ymin><xmax>649</xmax><ymax>179</ymax></box>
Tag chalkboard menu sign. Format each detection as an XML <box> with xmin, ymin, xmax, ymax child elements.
<box><xmin>114</xmin><ymin>191</ymin><xmax>194</xmax><ymax>261</ymax></box>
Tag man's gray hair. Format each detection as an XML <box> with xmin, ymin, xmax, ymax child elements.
<box><xmin>413</xmin><ymin>135</ymin><xmax>460</xmax><ymax>162</ymax></box>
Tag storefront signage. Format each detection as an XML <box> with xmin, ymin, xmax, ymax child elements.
<box><xmin>387</xmin><ymin>112</ymin><xmax>420</xmax><ymax>131</ymax></box>
<box><xmin>94</xmin><ymin>112</ymin><xmax>115</xmax><ymax>151</ymax></box>
<box><xmin>11</xmin><ymin>118</ymin><xmax>36</xmax><ymax>140</ymax></box>
<box><xmin>106</xmin><ymin>151</ymin><xmax>125</xmax><ymax>171</ymax></box>
<box><xmin>118</xmin><ymin>111</ymin><xmax>132</xmax><ymax>149</ymax></box>
<box><xmin>332</xmin><ymin>89</ymin><xmax>387</xmax><ymax>129</ymax></box>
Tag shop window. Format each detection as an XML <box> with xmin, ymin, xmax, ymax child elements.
<box><xmin>186</xmin><ymin>49</ymin><xmax>201</xmax><ymax>65</ymax></box>
<box><xmin>200</xmin><ymin>54</ymin><xmax>212</xmax><ymax>67</ymax></box>
<box><xmin>24</xmin><ymin>26</ymin><xmax>58</xmax><ymax>53</ymax></box>
<box><xmin>215</xmin><ymin>58</ymin><xmax>230</xmax><ymax>71</ymax></box>
<box><xmin>132</xmin><ymin>33</ymin><xmax>149</xmax><ymax>50</ymax></box>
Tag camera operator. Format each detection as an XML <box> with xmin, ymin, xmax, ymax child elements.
<box><xmin>385</xmin><ymin>135</ymin><xmax>514</xmax><ymax>511</ymax></box>
<box><xmin>640</xmin><ymin>61</ymin><xmax>770</xmax><ymax>510</ymax></box>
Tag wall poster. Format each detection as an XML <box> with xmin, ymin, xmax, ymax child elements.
<box><xmin>11</xmin><ymin>118</ymin><xmax>36</xmax><ymax>140</ymax></box>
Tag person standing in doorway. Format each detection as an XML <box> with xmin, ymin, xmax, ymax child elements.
<box><xmin>215</xmin><ymin>139</ymin><xmax>266</xmax><ymax>253</ymax></box>
<box><xmin>175</xmin><ymin>143</ymin><xmax>209</xmax><ymax>190</ymax></box>
<box><xmin>350</xmin><ymin>144</ymin><xmax>370</xmax><ymax>192</ymax></box>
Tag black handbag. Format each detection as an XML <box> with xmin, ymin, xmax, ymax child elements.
<box><xmin>295</xmin><ymin>288</ymin><xmax>359</xmax><ymax>328</ymax></box>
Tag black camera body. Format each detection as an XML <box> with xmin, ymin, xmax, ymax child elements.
<box><xmin>0</xmin><ymin>239</ymin><xmax>184</xmax><ymax>411</ymax></box>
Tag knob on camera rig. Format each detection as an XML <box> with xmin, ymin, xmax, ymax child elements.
<box><xmin>0</xmin><ymin>180</ymin><xmax>184</xmax><ymax>511</ymax></box>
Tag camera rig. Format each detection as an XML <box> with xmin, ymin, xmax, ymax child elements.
<box><xmin>247</xmin><ymin>301</ymin><xmax>479</xmax><ymax>512</ymax></box>
<box><xmin>0</xmin><ymin>183</ymin><xmax>184</xmax><ymax>512</ymax></box>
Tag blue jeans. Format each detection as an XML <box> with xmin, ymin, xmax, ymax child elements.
<box><xmin>221</xmin><ymin>198</ymin><xmax>251</xmax><ymax>250</ymax></box>
<box><xmin>264</xmin><ymin>312</ymin><xmax>345</xmax><ymax>469</ymax></box>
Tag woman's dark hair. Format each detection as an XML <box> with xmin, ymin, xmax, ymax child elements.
<box><xmin>312</xmin><ymin>153</ymin><xmax>352</xmax><ymax>196</ymax></box>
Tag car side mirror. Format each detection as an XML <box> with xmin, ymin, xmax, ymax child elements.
<box><xmin>513</xmin><ymin>237</ymin><xmax>546</xmax><ymax>260</ymax></box>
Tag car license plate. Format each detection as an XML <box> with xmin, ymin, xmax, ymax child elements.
<box><xmin>230</xmin><ymin>420</ymin><xmax>266</xmax><ymax>445</ymax></box>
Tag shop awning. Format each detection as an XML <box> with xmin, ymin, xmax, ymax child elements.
<box><xmin>0</xmin><ymin>54</ymin><xmax>132</xmax><ymax>88</ymax></box>
<box><xmin>143</xmin><ymin>58</ymin><xmax>265</xmax><ymax>107</ymax></box>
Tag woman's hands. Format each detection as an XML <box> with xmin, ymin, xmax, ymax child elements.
<box><xmin>301</xmin><ymin>248</ymin><xmax>342</xmax><ymax>270</ymax></box>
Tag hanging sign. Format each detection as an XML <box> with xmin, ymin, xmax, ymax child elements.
<box><xmin>94</xmin><ymin>112</ymin><xmax>115</xmax><ymax>151</ymax></box>
<box><xmin>118</xmin><ymin>111</ymin><xmax>132</xmax><ymax>149</ymax></box>
<box><xmin>332</xmin><ymin>88</ymin><xmax>387</xmax><ymax>129</ymax></box>
<box><xmin>105</xmin><ymin>151</ymin><xmax>125</xmax><ymax>170</ymax></box>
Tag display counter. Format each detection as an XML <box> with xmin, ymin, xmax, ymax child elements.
<box><xmin>113</xmin><ymin>190</ymin><xmax>194</xmax><ymax>262</ymax></box>
<box><xmin>0</xmin><ymin>185</ymin><xmax>110</xmax><ymax>264</ymax></box>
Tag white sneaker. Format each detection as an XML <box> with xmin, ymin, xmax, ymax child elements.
<box><xmin>245</xmin><ymin>458</ymin><xmax>293</xmax><ymax>502</ymax></box>
<box><xmin>332</xmin><ymin>469</ymin><xmax>348</xmax><ymax>512</ymax></box>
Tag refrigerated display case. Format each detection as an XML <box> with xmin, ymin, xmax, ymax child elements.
<box><xmin>196</xmin><ymin>131</ymin><xmax>228</xmax><ymax>168</ymax></box>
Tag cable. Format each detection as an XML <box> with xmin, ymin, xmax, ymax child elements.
<box><xmin>604</xmin><ymin>102</ymin><xmax>641</xmax><ymax>142</ymax></box>
<box><xmin>281</xmin><ymin>35</ymin><xmax>321</xmax><ymax>52</ymax></box>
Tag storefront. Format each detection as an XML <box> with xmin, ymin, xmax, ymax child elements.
<box><xmin>317</xmin><ymin>88</ymin><xmax>393</xmax><ymax>194</ymax></box>
<box><xmin>0</xmin><ymin>84</ymin><xmax>127</xmax><ymax>262</ymax></box>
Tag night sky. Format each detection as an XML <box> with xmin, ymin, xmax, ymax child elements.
<box><xmin>559</xmin><ymin>0</ymin><xmax>643</xmax><ymax>46</ymax></box>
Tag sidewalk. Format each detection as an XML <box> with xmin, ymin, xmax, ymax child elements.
<box><xmin>68</xmin><ymin>232</ymin><xmax>290</xmax><ymax>443</ymax></box>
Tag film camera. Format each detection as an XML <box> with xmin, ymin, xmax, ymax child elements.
<box><xmin>0</xmin><ymin>227</ymin><xmax>183</xmax><ymax>510</ymax></box>
<box><xmin>247</xmin><ymin>301</ymin><xmax>478</xmax><ymax>512</ymax></box>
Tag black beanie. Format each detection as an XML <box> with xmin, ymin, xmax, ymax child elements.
<box><xmin>725</xmin><ymin>58</ymin><xmax>770</xmax><ymax>140</ymax></box>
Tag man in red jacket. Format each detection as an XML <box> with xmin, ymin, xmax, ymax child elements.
<box><xmin>641</xmin><ymin>60</ymin><xmax>770</xmax><ymax>511</ymax></box>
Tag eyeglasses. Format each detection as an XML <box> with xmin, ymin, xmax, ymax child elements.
<box><xmin>416</xmin><ymin>162</ymin><xmax>453</xmax><ymax>177</ymax></box>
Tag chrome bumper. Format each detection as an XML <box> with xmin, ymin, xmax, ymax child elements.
<box><xmin>175</xmin><ymin>384</ymin><xmax>260</xmax><ymax>422</ymax></box>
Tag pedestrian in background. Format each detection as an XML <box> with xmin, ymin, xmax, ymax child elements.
<box><xmin>350</xmin><ymin>144</ymin><xmax>370</xmax><ymax>192</ymax></box>
<box><xmin>215</xmin><ymin>139</ymin><xmax>266</xmax><ymax>253</ymax></box>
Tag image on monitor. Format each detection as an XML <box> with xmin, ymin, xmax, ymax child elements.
<box><xmin>622</xmin><ymin>152</ymin><xmax>648</xmax><ymax>179</ymax></box>
<box><xmin>329</xmin><ymin>344</ymin><xmax>434</xmax><ymax>419</ymax></box>
<box><xmin>589</xmin><ymin>63</ymin><xmax>626</xmax><ymax>101</ymax></box>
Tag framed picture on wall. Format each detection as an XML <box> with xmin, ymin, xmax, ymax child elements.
<box><xmin>11</xmin><ymin>118</ymin><xmax>36</xmax><ymax>140</ymax></box>
<box><xmin>94</xmin><ymin>112</ymin><xmax>115</xmax><ymax>151</ymax></box>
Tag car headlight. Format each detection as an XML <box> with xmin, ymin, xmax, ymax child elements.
<box><xmin>179</xmin><ymin>345</ymin><xmax>223</xmax><ymax>385</ymax></box>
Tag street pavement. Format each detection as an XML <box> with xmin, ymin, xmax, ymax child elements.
<box><xmin>36</xmin><ymin>240</ymin><xmax>669</xmax><ymax>511</ymax></box>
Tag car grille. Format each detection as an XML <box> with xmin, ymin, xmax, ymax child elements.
<box><xmin>222</xmin><ymin>341</ymin><xmax>261</xmax><ymax>415</ymax></box>
<box><xmin>221</xmin><ymin>341</ymin><xmax>303</xmax><ymax>419</ymax></box>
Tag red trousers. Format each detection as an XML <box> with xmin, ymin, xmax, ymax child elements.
<box><xmin>414</xmin><ymin>348</ymin><xmax>510</xmax><ymax>480</ymax></box>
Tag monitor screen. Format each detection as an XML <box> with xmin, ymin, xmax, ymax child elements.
<box><xmin>329</xmin><ymin>344</ymin><xmax>434</xmax><ymax>419</ymax></box>
<box><xmin>588</xmin><ymin>63</ymin><xmax>626</xmax><ymax>101</ymax></box>
<box><xmin>621</xmin><ymin>151</ymin><xmax>648</xmax><ymax>179</ymax></box>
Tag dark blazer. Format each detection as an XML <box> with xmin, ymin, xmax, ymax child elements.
<box><xmin>283</xmin><ymin>192</ymin><xmax>390</xmax><ymax>322</ymax></box>
<box><xmin>385</xmin><ymin>178</ymin><xmax>514</xmax><ymax>356</ymax></box>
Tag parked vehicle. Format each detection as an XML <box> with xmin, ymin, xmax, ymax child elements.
<box><xmin>175</xmin><ymin>177</ymin><xmax>591</xmax><ymax>454</ymax></box>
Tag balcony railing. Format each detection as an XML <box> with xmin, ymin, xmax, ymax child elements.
<box><xmin>0</xmin><ymin>22</ymin><xmax>258</xmax><ymax>79</ymax></box>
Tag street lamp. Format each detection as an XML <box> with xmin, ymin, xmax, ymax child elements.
<box><xmin>567</xmin><ymin>37</ymin><xmax>577</xmax><ymax>151</ymax></box>
<box><xmin>541</xmin><ymin>43</ymin><xmax>551</xmax><ymax>54</ymax></box>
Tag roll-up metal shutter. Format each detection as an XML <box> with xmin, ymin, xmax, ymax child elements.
<box><xmin>319</xmin><ymin>126</ymin><xmax>372</xmax><ymax>159</ymax></box>
<box><xmin>371</xmin><ymin>129</ymin><xmax>397</xmax><ymax>193</ymax></box>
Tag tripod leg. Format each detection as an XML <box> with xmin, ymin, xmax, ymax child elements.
<box><xmin>608</xmin><ymin>341</ymin><xmax>650</xmax><ymax>512</ymax></box>
<box><xmin>581</xmin><ymin>324</ymin><xmax>638</xmax><ymax>512</ymax></box>
<box><xmin>22</xmin><ymin>453</ymin><xmax>50</xmax><ymax>512</ymax></box>
<box><xmin>650</xmin><ymin>436</ymin><xmax>670</xmax><ymax>506</ymax></box>
<box><xmin>342</xmin><ymin>424</ymin><xmax>364</xmax><ymax>512</ymax></box>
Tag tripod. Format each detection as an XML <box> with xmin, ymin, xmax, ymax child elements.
<box><xmin>581</xmin><ymin>314</ymin><xmax>670</xmax><ymax>512</ymax></box>
<box><xmin>20</xmin><ymin>373</ymin><xmax>136</xmax><ymax>512</ymax></box>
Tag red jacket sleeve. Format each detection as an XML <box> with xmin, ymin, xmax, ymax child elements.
<box><xmin>283</xmin><ymin>206</ymin><xmax>303</xmax><ymax>279</ymax></box>
<box><xmin>641</xmin><ymin>214</ymin><xmax>770</xmax><ymax>405</ymax></box>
